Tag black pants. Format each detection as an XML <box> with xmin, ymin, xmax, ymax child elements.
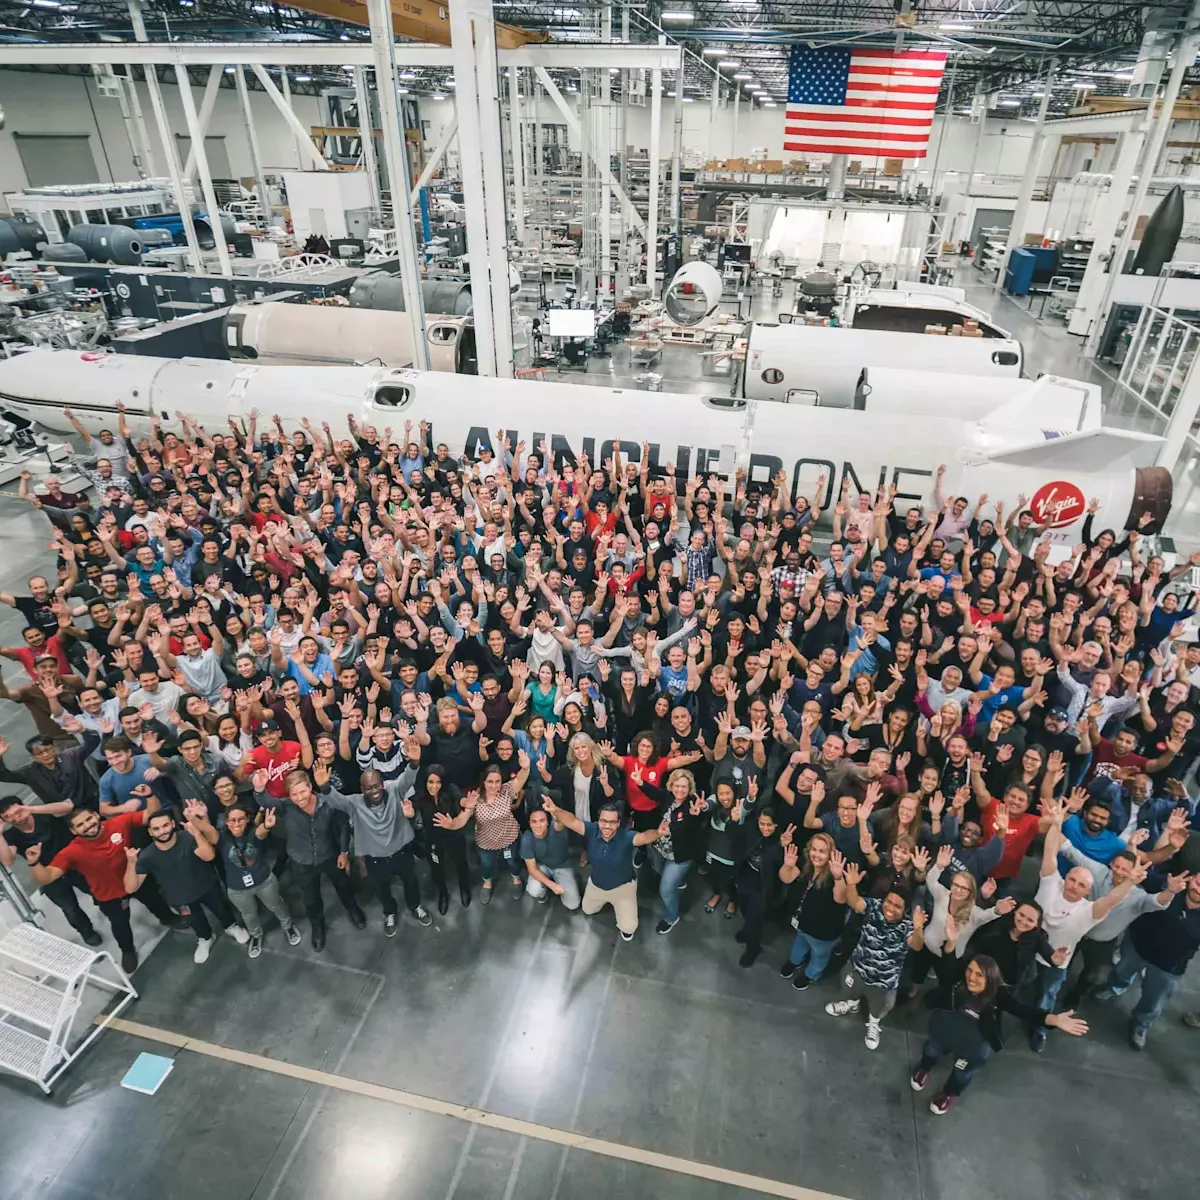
<box><xmin>178</xmin><ymin>880</ymin><xmax>238</xmax><ymax>941</ymax></box>
<box><xmin>291</xmin><ymin>858</ymin><xmax>359</xmax><ymax>928</ymax></box>
<box><xmin>1062</xmin><ymin>936</ymin><xmax>1119</xmax><ymax>1010</ymax></box>
<box><xmin>363</xmin><ymin>844</ymin><xmax>422</xmax><ymax>916</ymax></box>
<box><xmin>428</xmin><ymin>832</ymin><xmax>470</xmax><ymax>898</ymax></box>
<box><xmin>96</xmin><ymin>879</ymin><xmax>175</xmax><ymax>954</ymax></box>
<box><xmin>705</xmin><ymin>859</ymin><xmax>737</xmax><ymax>903</ymax></box>
<box><xmin>903</xmin><ymin>945</ymin><xmax>962</xmax><ymax>1000</ymax></box>
<box><xmin>737</xmin><ymin>879</ymin><xmax>767</xmax><ymax>952</ymax></box>
<box><xmin>41</xmin><ymin>872</ymin><xmax>96</xmax><ymax>938</ymax></box>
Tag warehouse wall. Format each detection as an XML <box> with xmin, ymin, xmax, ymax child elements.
<box><xmin>0</xmin><ymin>68</ymin><xmax>324</xmax><ymax>205</ymax></box>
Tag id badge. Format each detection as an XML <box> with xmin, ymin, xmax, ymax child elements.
<box><xmin>430</xmin><ymin>850</ymin><xmax>440</xmax><ymax>864</ymax></box>
<box><xmin>178</xmin><ymin>904</ymin><xmax>191</xmax><ymax>917</ymax></box>
<box><xmin>242</xmin><ymin>873</ymin><xmax>256</xmax><ymax>888</ymax></box>
<box><xmin>790</xmin><ymin>914</ymin><xmax>800</xmax><ymax>930</ymax></box>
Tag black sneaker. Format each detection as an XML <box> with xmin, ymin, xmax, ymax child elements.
<box><xmin>779</xmin><ymin>961</ymin><xmax>798</xmax><ymax>980</ymax></box>
<box><xmin>248</xmin><ymin>934</ymin><xmax>263</xmax><ymax>959</ymax></box>
<box><xmin>792</xmin><ymin>973</ymin><xmax>812</xmax><ymax>991</ymax></box>
<box><xmin>738</xmin><ymin>947</ymin><xmax>760</xmax><ymax>969</ymax></box>
<box><xmin>655</xmin><ymin>918</ymin><xmax>679</xmax><ymax>935</ymax></box>
<box><xmin>311</xmin><ymin>925</ymin><xmax>326</xmax><ymax>952</ymax></box>
<box><xmin>384</xmin><ymin>913</ymin><xmax>398</xmax><ymax>938</ymax></box>
<box><xmin>81</xmin><ymin>929</ymin><xmax>102</xmax><ymax>948</ymax></box>
<box><xmin>120</xmin><ymin>949</ymin><xmax>138</xmax><ymax>974</ymax></box>
<box><xmin>412</xmin><ymin>906</ymin><xmax>433</xmax><ymax>927</ymax></box>
<box><xmin>348</xmin><ymin>907</ymin><xmax>367</xmax><ymax>931</ymax></box>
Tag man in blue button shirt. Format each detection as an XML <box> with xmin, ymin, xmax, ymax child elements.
<box><xmin>541</xmin><ymin>796</ymin><xmax>667</xmax><ymax>941</ymax></box>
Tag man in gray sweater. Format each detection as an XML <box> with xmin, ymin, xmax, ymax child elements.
<box><xmin>313</xmin><ymin>760</ymin><xmax>433</xmax><ymax>937</ymax></box>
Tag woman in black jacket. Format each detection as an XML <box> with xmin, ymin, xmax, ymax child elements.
<box><xmin>638</xmin><ymin>768</ymin><xmax>711</xmax><ymax>935</ymax></box>
<box><xmin>778</xmin><ymin>833</ymin><xmax>849</xmax><ymax>990</ymax></box>
<box><xmin>599</xmin><ymin>662</ymin><xmax>654</xmax><ymax>754</ymax></box>
<box><xmin>910</xmin><ymin>954</ymin><xmax>1088</xmax><ymax>1114</ymax></box>
<box><xmin>731</xmin><ymin>805</ymin><xmax>788</xmax><ymax>969</ymax></box>
<box><xmin>414</xmin><ymin>765</ymin><xmax>471</xmax><ymax>914</ymax></box>
<box><xmin>961</xmin><ymin>899</ymin><xmax>1064</xmax><ymax>995</ymax></box>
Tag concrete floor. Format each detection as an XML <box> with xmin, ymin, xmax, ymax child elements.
<box><xmin>1</xmin><ymin>281</ymin><xmax>1200</xmax><ymax>1199</ymax></box>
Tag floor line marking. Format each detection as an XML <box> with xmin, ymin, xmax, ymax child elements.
<box><xmin>101</xmin><ymin>1014</ymin><xmax>851</xmax><ymax>1200</ymax></box>
<box><xmin>443</xmin><ymin>904</ymin><xmax>553</xmax><ymax>1200</ymax></box>
<box><xmin>259</xmin><ymin>972</ymin><xmax>384</xmax><ymax>1200</ymax></box>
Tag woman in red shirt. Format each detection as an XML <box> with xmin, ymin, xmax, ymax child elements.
<box><xmin>596</xmin><ymin>731</ymin><xmax>668</xmax><ymax>833</ymax></box>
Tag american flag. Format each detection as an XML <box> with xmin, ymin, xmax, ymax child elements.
<box><xmin>784</xmin><ymin>45</ymin><xmax>947</xmax><ymax>159</ymax></box>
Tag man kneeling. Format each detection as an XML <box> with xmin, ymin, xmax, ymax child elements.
<box><xmin>522</xmin><ymin>806</ymin><xmax>580</xmax><ymax>910</ymax></box>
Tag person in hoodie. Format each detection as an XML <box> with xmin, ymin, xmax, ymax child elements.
<box><xmin>313</xmin><ymin>754</ymin><xmax>433</xmax><ymax>938</ymax></box>
<box><xmin>938</xmin><ymin>810</ymin><xmax>1006</xmax><ymax>884</ymax></box>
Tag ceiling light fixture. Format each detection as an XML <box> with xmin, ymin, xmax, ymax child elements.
<box><xmin>718</xmin><ymin>60</ymin><xmax>739</xmax><ymax>68</ymax></box>
<box><xmin>702</xmin><ymin>47</ymin><xmax>726</xmax><ymax>58</ymax></box>
<box><xmin>938</xmin><ymin>21</ymin><xmax>974</xmax><ymax>30</ymax></box>
<box><xmin>295</xmin><ymin>74</ymin><xmax>311</xmax><ymax>81</ymax></box>
<box><xmin>733</xmin><ymin>72</ymin><xmax>752</xmax><ymax>80</ymax></box>
<box><xmin>660</xmin><ymin>10</ymin><xmax>694</xmax><ymax>20</ymax></box>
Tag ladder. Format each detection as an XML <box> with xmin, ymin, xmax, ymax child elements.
<box><xmin>0</xmin><ymin>924</ymin><xmax>137</xmax><ymax>1094</ymax></box>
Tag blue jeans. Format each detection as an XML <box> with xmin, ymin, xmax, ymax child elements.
<box><xmin>477</xmin><ymin>841</ymin><xmax>521</xmax><ymax>883</ymax></box>
<box><xmin>1033</xmin><ymin>961</ymin><xmax>1068</xmax><ymax>1012</ymax></box>
<box><xmin>648</xmin><ymin>848</ymin><xmax>692</xmax><ymax>924</ymax></box>
<box><xmin>788</xmin><ymin>928</ymin><xmax>839</xmax><ymax>981</ymax></box>
<box><xmin>919</xmin><ymin>1033</ymin><xmax>990</xmax><ymax>1096</ymax></box>
<box><xmin>1106</xmin><ymin>940</ymin><xmax>1182</xmax><ymax>1033</ymax></box>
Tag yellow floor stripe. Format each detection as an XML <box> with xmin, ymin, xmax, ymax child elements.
<box><xmin>104</xmin><ymin>1015</ymin><xmax>851</xmax><ymax>1200</ymax></box>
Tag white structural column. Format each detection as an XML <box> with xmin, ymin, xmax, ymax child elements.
<box><xmin>280</xmin><ymin>69</ymin><xmax>304</xmax><ymax>169</ymax></box>
<box><xmin>599</xmin><ymin>2</ymin><xmax>613</xmax><ymax>297</ymax></box>
<box><xmin>1067</xmin><ymin>119</ymin><xmax>1147</xmax><ymax>336</ymax></box>
<box><xmin>451</xmin><ymin>0</ymin><xmax>515</xmax><ymax>375</ymax></box>
<box><xmin>1156</xmin><ymin>357</ymin><xmax>1200</xmax><ymax>471</ymax></box>
<box><xmin>1086</xmin><ymin>9</ymin><xmax>1200</xmax><ymax>354</ymax></box>
<box><xmin>251</xmin><ymin>65</ymin><xmax>331</xmax><ymax>170</ymax></box>
<box><xmin>410</xmin><ymin>118</ymin><xmax>459</xmax><ymax>199</ymax></box>
<box><xmin>235</xmin><ymin>66</ymin><xmax>273</xmax><ymax>228</ymax></box>
<box><xmin>508</xmin><ymin>67</ymin><xmax>526</xmax><ymax>244</ymax></box>
<box><xmin>647</xmin><ymin>62</ymin><xmax>661</xmax><ymax>289</ymax></box>
<box><xmin>128</xmin><ymin>3</ymin><xmax>202</xmax><ymax>272</ymax></box>
<box><xmin>365</xmin><ymin>0</ymin><xmax>428</xmax><ymax>369</ymax></box>
<box><xmin>668</xmin><ymin>36</ymin><xmax>682</xmax><ymax>235</ymax></box>
<box><xmin>121</xmin><ymin>69</ymin><xmax>155</xmax><ymax>177</ymax></box>
<box><xmin>535</xmin><ymin>68</ymin><xmax>645</xmax><ymax>236</ymax></box>
<box><xmin>182</xmin><ymin>66</ymin><xmax>222</xmax><ymax>182</ymax></box>
<box><xmin>731</xmin><ymin>87</ymin><xmax>739</xmax><ymax>158</ymax></box>
<box><xmin>1003</xmin><ymin>59</ymin><xmax>1057</xmax><ymax>259</ymax></box>
<box><xmin>353</xmin><ymin>66</ymin><xmax>382</xmax><ymax>213</ymax></box>
<box><xmin>175</xmin><ymin>64</ymin><xmax>232</xmax><ymax>276</ymax></box>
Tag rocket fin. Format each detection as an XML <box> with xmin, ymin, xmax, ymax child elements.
<box><xmin>979</xmin><ymin>427</ymin><xmax>1164</xmax><ymax>471</ymax></box>
<box><xmin>980</xmin><ymin>374</ymin><xmax>1101</xmax><ymax>433</ymax></box>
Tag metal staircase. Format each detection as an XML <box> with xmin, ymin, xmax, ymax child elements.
<box><xmin>0</xmin><ymin>923</ymin><xmax>137</xmax><ymax>1093</ymax></box>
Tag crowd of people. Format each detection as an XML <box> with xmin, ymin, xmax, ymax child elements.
<box><xmin>2</xmin><ymin>401</ymin><xmax>1200</xmax><ymax>1116</ymax></box>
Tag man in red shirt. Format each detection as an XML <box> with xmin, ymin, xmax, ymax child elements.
<box><xmin>0</xmin><ymin>626</ymin><xmax>72</xmax><ymax>681</ymax></box>
<box><xmin>972</xmin><ymin>775</ymin><xmax>1053</xmax><ymax>891</ymax></box>
<box><xmin>29</xmin><ymin>799</ymin><xmax>182</xmax><ymax>972</ymax></box>
<box><xmin>1085</xmin><ymin>724</ymin><xmax>1179</xmax><ymax>785</ymax></box>
<box><xmin>239</xmin><ymin>720</ymin><xmax>309</xmax><ymax>798</ymax></box>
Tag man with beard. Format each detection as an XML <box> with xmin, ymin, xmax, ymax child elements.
<box><xmin>124</xmin><ymin>800</ymin><xmax>250</xmax><ymax>964</ymax></box>
<box><xmin>313</xmin><ymin>759</ymin><xmax>432</xmax><ymax>937</ymax></box>
<box><xmin>29</xmin><ymin>798</ymin><xmax>184</xmax><ymax>972</ymax></box>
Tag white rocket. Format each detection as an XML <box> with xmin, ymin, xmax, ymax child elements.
<box><xmin>0</xmin><ymin>350</ymin><xmax>1171</xmax><ymax>537</ymax></box>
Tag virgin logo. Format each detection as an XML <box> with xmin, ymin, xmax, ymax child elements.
<box><xmin>80</xmin><ymin>351</ymin><xmax>106</xmax><ymax>362</ymax></box>
<box><xmin>1029</xmin><ymin>480</ymin><xmax>1085</xmax><ymax>528</ymax></box>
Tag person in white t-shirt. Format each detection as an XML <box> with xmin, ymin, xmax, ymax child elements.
<box><xmin>1028</xmin><ymin>798</ymin><xmax>1146</xmax><ymax>1052</ymax></box>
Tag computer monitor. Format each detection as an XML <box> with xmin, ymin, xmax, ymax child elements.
<box><xmin>547</xmin><ymin>308</ymin><xmax>597</xmax><ymax>338</ymax></box>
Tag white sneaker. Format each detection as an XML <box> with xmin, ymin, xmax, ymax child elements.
<box><xmin>228</xmin><ymin>925</ymin><xmax>250</xmax><ymax>945</ymax></box>
<box><xmin>193</xmin><ymin>937</ymin><xmax>214</xmax><ymax>964</ymax></box>
<box><xmin>864</xmin><ymin>1017</ymin><xmax>882</xmax><ymax>1050</ymax></box>
<box><xmin>824</xmin><ymin>999</ymin><xmax>862</xmax><ymax>1017</ymax></box>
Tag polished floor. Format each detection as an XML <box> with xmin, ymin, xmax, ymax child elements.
<box><xmin>1</xmin><ymin>284</ymin><xmax>1199</xmax><ymax>1198</ymax></box>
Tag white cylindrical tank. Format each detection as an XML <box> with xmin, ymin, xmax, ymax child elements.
<box><xmin>853</xmin><ymin>367</ymin><xmax>1044</xmax><ymax>421</ymax></box>
<box><xmin>742</xmin><ymin>322</ymin><xmax>1023</xmax><ymax>407</ymax></box>
<box><xmin>663</xmin><ymin>261</ymin><xmax>723</xmax><ymax>325</ymax></box>
<box><xmin>223</xmin><ymin>303</ymin><xmax>475</xmax><ymax>374</ymax></box>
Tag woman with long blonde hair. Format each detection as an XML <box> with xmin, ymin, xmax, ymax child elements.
<box><xmin>778</xmin><ymin>833</ymin><xmax>850</xmax><ymax>990</ymax></box>
<box><xmin>633</xmin><ymin>766</ymin><xmax>711</xmax><ymax>934</ymax></box>
<box><xmin>903</xmin><ymin>843</ymin><xmax>1010</xmax><ymax>1002</ymax></box>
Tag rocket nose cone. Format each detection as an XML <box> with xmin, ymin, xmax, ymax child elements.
<box><xmin>1126</xmin><ymin>466</ymin><xmax>1173</xmax><ymax>532</ymax></box>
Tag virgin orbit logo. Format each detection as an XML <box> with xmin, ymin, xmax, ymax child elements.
<box><xmin>1030</xmin><ymin>480</ymin><xmax>1085</xmax><ymax>528</ymax></box>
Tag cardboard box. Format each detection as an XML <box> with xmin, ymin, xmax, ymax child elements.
<box><xmin>948</xmin><ymin>325</ymin><xmax>963</xmax><ymax>337</ymax></box>
<box><xmin>961</xmin><ymin>327</ymin><xmax>984</xmax><ymax>337</ymax></box>
<box><xmin>883</xmin><ymin>158</ymin><xmax>904</xmax><ymax>176</ymax></box>
<box><xmin>924</xmin><ymin>324</ymin><xmax>947</xmax><ymax>335</ymax></box>
<box><xmin>762</xmin><ymin>160</ymin><xmax>783</xmax><ymax>173</ymax></box>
